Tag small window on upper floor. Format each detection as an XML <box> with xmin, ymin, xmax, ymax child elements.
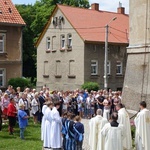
<box><xmin>91</xmin><ymin>60</ymin><xmax>98</xmax><ymax>75</ymax></box>
<box><xmin>67</xmin><ymin>34</ymin><xmax>72</xmax><ymax>49</ymax></box>
<box><xmin>46</xmin><ymin>37</ymin><xmax>50</xmax><ymax>51</ymax></box>
<box><xmin>61</xmin><ymin>35</ymin><xmax>65</xmax><ymax>49</ymax></box>
<box><xmin>116</xmin><ymin>61</ymin><xmax>123</xmax><ymax>75</ymax></box>
<box><xmin>0</xmin><ymin>33</ymin><xmax>6</xmax><ymax>53</ymax></box>
<box><xmin>0</xmin><ymin>68</ymin><xmax>6</xmax><ymax>87</ymax></box>
<box><xmin>107</xmin><ymin>61</ymin><xmax>111</xmax><ymax>75</ymax></box>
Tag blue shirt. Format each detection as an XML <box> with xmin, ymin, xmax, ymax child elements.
<box><xmin>74</xmin><ymin>122</ymin><xmax>84</xmax><ymax>134</ymax></box>
<box><xmin>18</xmin><ymin>109</ymin><xmax>28</xmax><ymax>128</ymax></box>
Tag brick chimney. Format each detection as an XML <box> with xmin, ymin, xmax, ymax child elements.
<box><xmin>117</xmin><ymin>2</ymin><xmax>125</xmax><ymax>14</ymax></box>
<box><xmin>91</xmin><ymin>3</ymin><xmax>99</xmax><ymax>11</ymax></box>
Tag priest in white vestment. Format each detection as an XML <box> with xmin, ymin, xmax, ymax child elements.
<box><xmin>101</xmin><ymin>112</ymin><xmax>125</xmax><ymax>150</ymax></box>
<box><xmin>43</xmin><ymin>102</ymin><xmax>53</xmax><ymax>148</ymax></box>
<box><xmin>51</xmin><ymin>102</ymin><xmax>62</xmax><ymax>149</ymax></box>
<box><xmin>89</xmin><ymin>109</ymin><xmax>108</xmax><ymax>150</ymax></box>
<box><xmin>134</xmin><ymin>101</ymin><xmax>150</xmax><ymax>150</ymax></box>
<box><xmin>116</xmin><ymin>103</ymin><xmax>132</xmax><ymax>150</ymax></box>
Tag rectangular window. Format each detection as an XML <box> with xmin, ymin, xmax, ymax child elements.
<box><xmin>67</xmin><ymin>34</ymin><xmax>72</xmax><ymax>49</ymax></box>
<box><xmin>61</xmin><ymin>35</ymin><xmax>65</xmax><ymax>49</ymax></box>
<box><xmin>91</xmin><ymin>60</ymin><xmax>98</xmax><ymax>75</ymax></box>
<box><xmin>69</xmin><ymin>60</ymin><xmax>75</xmax><ymax>75</ymax></box>
<box><xmin>44</xmin><ymin>61</ymin><xmax>49</xmax><ymax>75</ymax></box>
<box><xmin>116</xmin><ymin>61</ymin><xmax>123</xmax><ymax>75</ymax></box>
<box><xmin>46</xmin><ymin>37</ymin><xmax>50</xmax><ymax>50</ymax></box>
<box><xmin>0</xmin><ymin>34</ymin><xmax>5</xmax><ymax>53</ymax></box>
<box><xmin>0</xmin><ymin>69</ymin><xmax>5</xmax><ymax>86</ymax></box>
<box><xmin>107</xmin><ymin>61</ymin><xmax>111</xmax><ymax>75</ymax></box>
<box><xmin>56</xmin><ymin>60</ymin><xmax>61</xmax><ymax>75</ymax></box>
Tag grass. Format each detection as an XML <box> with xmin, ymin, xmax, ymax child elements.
<box><xmin>0</xmin><ymin>119</ymin><xmax>43</xmax><ymax>150</ymax></box>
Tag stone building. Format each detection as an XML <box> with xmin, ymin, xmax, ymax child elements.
<box><xmin>36</xmin><ymin>3</ymin><xmax>129</xmax><ymax>91</ymax></box>
<box><xmin>0</xmin><ymin>0</ymin><xmax>25</xmax><ymax>88</ymax></box>
<box><xmin>122</xmin><ymin>0</ymin><xmax>150</xmax><ymax>110</ymax></box>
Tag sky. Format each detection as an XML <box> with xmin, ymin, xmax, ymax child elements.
<box><xmin>12</xmin><ymin>0</ymin><xmax>129</xmax><ymax>14</ymax></box>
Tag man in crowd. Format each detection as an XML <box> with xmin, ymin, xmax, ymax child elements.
<box><xmin>134</xmin><ymin>101</ymin><xmax>150</xmax><ymax>150</ymax></box>
<box><xmin>116</xmin><ymin>103</ymin><xmax>132</xmax><ymax>150</ymax></box>
<box><xmin>101</xmin><ymin>112</ymin><xmax>124</xmax><ymax>150</ymax></box>
<box><xmin>89</xmin><ymin>109</ymin><xmax>108</xmax><ymax>150</ymax></box>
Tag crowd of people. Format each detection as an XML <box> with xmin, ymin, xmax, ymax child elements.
<box><xmin>0</xmin><ymin>85</ymin><xmax>150</xmax><ymax>150</ymax></box>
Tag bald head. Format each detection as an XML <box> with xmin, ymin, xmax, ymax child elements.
<box><xmin>96</xmin><ymin>109</ymin><xmax>102</xmax><ymax>116</ymax></box>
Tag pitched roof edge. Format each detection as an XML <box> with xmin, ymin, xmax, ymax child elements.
<box><xmin>0</xmin><ymin>22</ymin><xmax>26</xmax><ymax>26</ymax></box>
<box><xmin>35</xmin><ymin>5</ymin><xmax>58</xmax><ymax>47</ymax></box>
<box><xmin>84</xmin><ymin>40</ymin><xmax>129</xmax><ymax>45</ymax></box>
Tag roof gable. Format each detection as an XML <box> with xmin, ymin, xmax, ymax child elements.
<box><xmin>0</xmin><ymin>0</ymin><xmax>25</xmax><ymax>25</ymax></box>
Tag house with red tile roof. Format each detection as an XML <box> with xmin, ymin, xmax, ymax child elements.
<box><xmin>0</xmin><ymin>0</ymin><xmax>25</xmax><ymax>88</ymax></box>
<box><xmin>36</xmin><ymin>3</ymin><xmax>129</xmax><ymax>91</ymax></box>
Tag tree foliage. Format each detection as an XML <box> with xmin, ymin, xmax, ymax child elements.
<box><xmin>15</xmin><ymin>0</ymin><xmax>89</xmax><ymax>79</ymax></box>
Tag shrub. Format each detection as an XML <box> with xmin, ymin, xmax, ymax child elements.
<box><xmin>8</xmin><ymin>77</ymin><xmax>31</xmax><ymax>91</ymax></box>
<box><xmin>81</xmin><ymin>82</ymin><xmax>99</xmax><ymax>92</ymax></box>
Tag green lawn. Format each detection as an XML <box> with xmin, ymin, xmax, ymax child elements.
<box><xmin>0</xmin><ymin>119</ymin><xmax>43</xmax><ymax>150</ymax></box>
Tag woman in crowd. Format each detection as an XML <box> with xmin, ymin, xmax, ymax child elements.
<box><xmin>31</xmin><ymin>92</ymin><xmax>40</xmax><ymax>124</ymax></box>
<box><xmin>18</xmin><ymin>103</ymin><xmax>29</xmax><ymax>139</ymax></box>
<box><xmin>86</xmin><ymin>94</ymin><xmax>94</xmax><ymax>119</ymax></box>
<box><xmin>63</xmin><ymin>92</ymin><xmax>70</xmax><ymax>113</ymax></box>
<box><xmin>7</xmin><ymin>98</ymin><xmax>17</xmax><ymax>135</ymax></box>
<box><xmin>103</xmin><ymin>96</ymin><xmax>111</xmax><ymax>120</ymax></box>
<box><xmin>2</xmin><ymin>93</ymin><xmax>10</xmax><ymax>119</ymax></box>
<box><xmin>113</xmin><ymin>92</ymin><xmax>121</xmax><ymax>112</ymax></box>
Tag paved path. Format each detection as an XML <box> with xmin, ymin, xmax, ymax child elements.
<box><xmin>82</xmin><ymin>119</ymin><xmax>90</xmax><ymax>150</ymax></box>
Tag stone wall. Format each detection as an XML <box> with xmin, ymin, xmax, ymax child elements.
<box><xmin>122</xmin><ymin>0</ymin><xmax>150</xmax><ymax>110</ymax></box>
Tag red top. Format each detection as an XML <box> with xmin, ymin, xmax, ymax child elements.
<box><xmin>7</xmin><ymin>103</ymin><xmax>17</xmax><ymax>117</ymax></box>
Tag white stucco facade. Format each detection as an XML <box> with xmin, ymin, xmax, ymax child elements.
<box><xmin>37</xmin><ymin>8</ymin><xmax>85</xmax><ymax>91</ymax></box>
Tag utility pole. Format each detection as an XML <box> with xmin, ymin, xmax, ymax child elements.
<box><xmin>104</xmin><ymin>17</ymin><xmax>117</xmax><ymax>90</ymax></box>
<box><xmin>104</xmin><ymin>24</ymin><xmax>109</xmax><ymax>90</ymax></box>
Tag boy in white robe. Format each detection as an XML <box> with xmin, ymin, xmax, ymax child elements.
<box><xmin>89</xmin><ymin>109</ymin><xmax>108</xmax><ymax>150</ymax></box>
<box><xmin>43</xmin><ymin>102</ymin><xmax>53</xmax><ymax>148</ymax></box>
<box><xmin>134</xmin><ymin>101</ymin><xmax>150</xmax><ymax>150</ymax></box>
<box><xmin>116</xmin><ymin>103</ymin><xmax>132</xmax><ymax>150</ymax></box>
<box><xmin>41</xmin><ymin>102</ymin><xmax>48</xmax><ymax>141</ymax></box>
<box><xmin>101</xmin><ymin>112</ymin><xmax>125</xmax><ymax>150</ymax></box>
<box><xmin>51</xmin><ymin>102</ymin><xmax>62</xmax><ymax>149</ymax></box>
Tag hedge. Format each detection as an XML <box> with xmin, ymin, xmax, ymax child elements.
<box><xmin>8</xmin><ymin>77</ymin><xmax>31</xmax><ymax>91</ymax></box>
<box><xmin>81</xmin><ymin>82</ymin><xmax>99</xmax><ymax>92</ymax></box>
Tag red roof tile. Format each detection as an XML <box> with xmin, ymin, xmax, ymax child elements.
<box><xmin>0</xmin><ymin>0</ymin><xmax>25</xmax><ymax>25</ymax></box>
<box><xmin>58</xmin><ymin>4</ymin><xmax>129</xmax><ymax>44</ymax></box>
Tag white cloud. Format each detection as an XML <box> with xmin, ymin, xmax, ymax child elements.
<box><xmin>89</xmin><ymin>0</ymin><xmax>129</xmax><ymax>14</ymax></box>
